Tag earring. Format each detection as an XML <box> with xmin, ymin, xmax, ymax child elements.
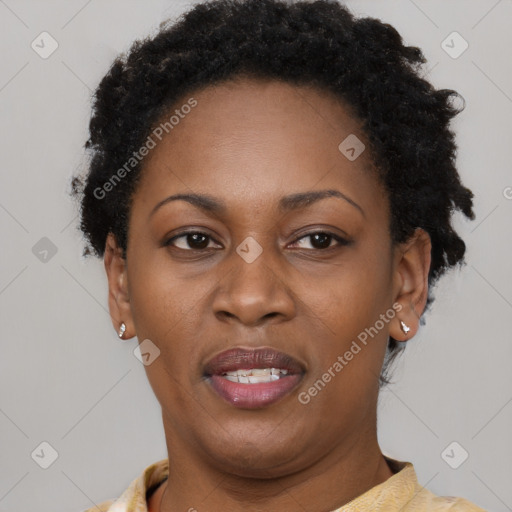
<box><xmin>118</xmin><ymin>322</ymin><xmax>126</xmax><ymax>339</ymax></box>
<box><xmin>400</xmin><ymin>320</ymin><xmax>411</xmax><ymax>335</ymax></box>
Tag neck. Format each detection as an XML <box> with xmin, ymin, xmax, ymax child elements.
<box><xmin>154</xmin><ymin>423</ymin><xmax>394</xmax><ymax>512</ymax></box>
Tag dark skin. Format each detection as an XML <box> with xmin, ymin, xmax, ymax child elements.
<box><xmin>104</xmin><ymin>77</ymin><xmax>431</xmax><ymax>512</ymax></box>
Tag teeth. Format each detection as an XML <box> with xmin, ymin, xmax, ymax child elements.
<box><xmin>247</xmin><ymin>375</ymin><xmax>280</xmax><ymax>383</ymax></box>
<box><xmin>249</xmin><ymin>368</ymin><xmax>271</xmax><ymax>376</ymax></box>
<box><xmin>220</xmin><ymin>368</ymin><xmax>289</xmax><ymax>384</ymax></box>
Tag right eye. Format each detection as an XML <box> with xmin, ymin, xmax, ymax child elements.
<box><xmin>164</xmin><ymin>231</ymin><xmax>221</xmax><ymax>251</ymax></box>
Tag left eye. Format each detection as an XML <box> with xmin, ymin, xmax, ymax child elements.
<box><xmin>291</xmin><ymin>232</ymin><xmax>348</xmax><ymax>250</ymax></box>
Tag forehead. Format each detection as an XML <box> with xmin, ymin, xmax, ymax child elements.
<box><xmin>132</xmin><ymin>77</ymin><xmax>384</xmax><ymax>217</ymax></box>
<box><xmin>166</xmin><ymin>77</ymin><xmax>368</xmax><ymax>153</ymax></box>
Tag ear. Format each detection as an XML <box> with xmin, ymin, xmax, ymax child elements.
<box><xmin>390</xmin><ymin>228</ymin><xmax>431</xmax><ymax>342</ymax></box>
<box><xmin>104</xmin><ymin>233</ymin><xmax>135</xmax><ymax>339</ymax></box>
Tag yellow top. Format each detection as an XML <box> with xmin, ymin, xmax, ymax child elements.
<box><xmin>84</xmin><ymin>456</ymin><xmax>487</xmax><ymax>511</ymax></box>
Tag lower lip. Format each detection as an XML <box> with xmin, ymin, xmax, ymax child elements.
<box><xmin>207</xmin><ymin>374</ymin><xmax>303</xmax><ymax>409</ymax></box>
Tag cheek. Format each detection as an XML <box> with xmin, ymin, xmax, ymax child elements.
<box><xmin>126</xmin><ymin>257</ymin><xmax>205</xmax><ymax>369</ymax></box>
<box><xmin>127</xmin><ymin>268</ymin><xmax>206</xmax><ymax>417</ymax></box>
<box><xmin>307</xmin><ymin>248</ymin><xmax>392</xmax><ymax>331</ymax></box>
<box><xmin>297</xmin><ymin>270</ymin><xmax>391</xmax><ymax>428</ymax></box>
<box><xmin>299</xmin><ymin>244</ymin><xmax>393</xmax><ymax>384</ymax></box>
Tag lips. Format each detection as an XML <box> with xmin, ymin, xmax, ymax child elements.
<box><xmin>204</xmin><ymin>347</ymin><xmax>304</xmax><ymax>376</ymax></box>
<box><xmin>203</xmin><ymin>347</ymin><xmax>305</xmax><ymax>409</ymax></box>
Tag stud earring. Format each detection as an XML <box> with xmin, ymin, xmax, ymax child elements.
<box><xmin>400</xmin><ymin>320</ymin><xmax>410</xmax><ymax>335</ymax></box>
<box><xmin>118</xmin><ymin>322</ymin><xmax>126</xmax><ymax>339</ymax></box>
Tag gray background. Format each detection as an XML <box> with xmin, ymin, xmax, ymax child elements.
<box><xmin>1</xmin><ymin>1</ymin><xmax>511</xmax><ymax>511</ymax></box>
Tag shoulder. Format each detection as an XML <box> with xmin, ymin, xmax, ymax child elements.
<box><xmin>80</xmin><ymin>458</ymin><xmax>169</xmax><ymax>512</ymax></box>
<box><xmin>409</xmin><ymin>478</ymin><xmax>487</xmax><ymax>511</ymax></box>
<box><xmin>382</xmin><ymin>456</ymin><xmax>488</xmax><ymax>512</ymax></box>
<box><xmin>423</xmin><ymin>494</ymin><xmax>487</xmax><ymax>511</ymax></box>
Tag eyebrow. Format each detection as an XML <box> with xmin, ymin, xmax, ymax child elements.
<box><xmin>149</xmin><ymin>188</ymin><xmax>365</xmax><ymax>219</ymax></box>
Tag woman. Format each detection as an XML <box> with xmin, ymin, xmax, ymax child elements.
<box><xmin>72</xmin><ymin>0</ymin><xmax>486</xmax><ymax>510</ymax></box>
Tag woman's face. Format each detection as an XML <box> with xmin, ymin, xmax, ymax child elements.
<box><xmin>105</xmin><ymin>77</ymin><xmax>429</xmax><ymax>478</ymax></box>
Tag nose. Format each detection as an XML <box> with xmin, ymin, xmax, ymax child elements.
<box><xmin>212</xmin><ymin>248</ymin><xmax>296</xmax><ymax>327</ymax></box>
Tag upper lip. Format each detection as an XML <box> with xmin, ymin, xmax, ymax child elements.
<box><xmin>204</xmin><ymin>347</ymin><xmax>305</xmax><ymax>376</ymax></box>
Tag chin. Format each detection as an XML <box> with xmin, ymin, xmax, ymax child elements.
<box><xmin>211</xmin><ymin>447</ymin><xmax>302</xmax><ymax>479</ymax></box>
<box><xmin>198</xmin><ymin>425</ymin><xmax>310</xmax><ymax>478</ymax></box>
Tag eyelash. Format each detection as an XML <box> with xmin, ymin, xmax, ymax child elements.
<box><xmin>164</xmin><ymin>230</ymin><xmax>350</xmax><ymax>252</ymax></box>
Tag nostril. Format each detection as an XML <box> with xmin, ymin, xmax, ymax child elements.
<box><xmin>216</xmin><ymin>311</ymin><xmax>236</xmax><ymax>320</ymax></box>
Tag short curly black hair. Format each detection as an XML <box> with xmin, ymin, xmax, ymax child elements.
<box><xmin>71</xmin><ymin>0</ymin><xmax>475</xmax><ymax>387</ymax></box>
